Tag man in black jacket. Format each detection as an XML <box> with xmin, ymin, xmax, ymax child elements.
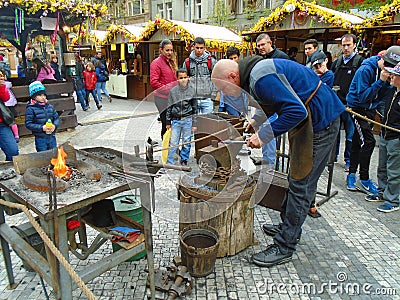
<box><xmin>256</xmin><ymin>33</ymin><xmax>289</xmax><ymax>59</ymax></box>
<box><xmin>331</xmin><ymin>34</ymin><xmax>364</xmax><ymax>171</ymax></box>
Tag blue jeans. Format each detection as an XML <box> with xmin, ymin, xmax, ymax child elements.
<box><xmin>335</xmin><ymin>111</ymin><xmax>354</xmax><ymax>163</ymax></box>
<box><xmin>377</xmin><ymin>136</ymin><xmax>400</xmax><ymax>206</ymax></box>
<box><xmin>261</xmin><ymin>114</ymin><xmax>278</xmax><ymax>167</ymax></box>
<box><xmin>167</xmin><ymin>118</ymin><xmax>193</xmax><ymax>165</ymax></box>
<box><xmin>274</xmin><ymin>118</ymin><xmax>340</xmax><ymax>254</ymax></box>
<box><xmin>96</xmin><ymin>81</ymin><xmax>110</xmax><ymax>101</ymax></box>
<box><xmin>76</xmin><ymin>88</ymin><xmax>87</xmax><ymax>110</ymax></box>
<box><xmin>0</xmin><ymin>122</ymin><xmax>18</xmax><ymax>161</ymax></box>
<box><xmin>197</xmin><ymin>98</ymin><xmax>213</xmax><ymax>114</ymax></box>
<box><xmin>35</xmin><ymin>136</ymin><xmax>57</xmax><ymax>152</ymax></box>
<box><xmin>85</xmin><ymin>89</ymin><xmax>99</xmax><ymax>105</ymax></box>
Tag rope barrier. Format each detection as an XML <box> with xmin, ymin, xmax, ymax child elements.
<box><xmin>345</xmin><ymin>107</ymin><xmax>400</xmax><ymax>134</ymax></box>
<box><xmin>0</xmin><ymin>199</ymin><xmax>98</xmax><ymax>300</ymax></box>
<box><xmin>78</xmin><ymin>111</ymin><xmax>158</xmax><ymax>126</ymax></box>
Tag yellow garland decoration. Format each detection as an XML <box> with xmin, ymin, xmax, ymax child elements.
<box><xmin>360</xmin><ymin>0</ymin><xmax>400</xmax><ymax>28</ymax></box>
<box><xmin>249</xmin><ymin>0</ymin><xmax>360</xmax><ymax>33</ymax></box>
<box><xmin>104</xmin><ymin>24</ymin><xmax>139</xmax><ymax>45</ymax></box>
<box><xmin>0</xmin><ymin>0</ymin><xmax>107</xmax><ymax>18</ymax></box>
<box><xmin>139</xmin><ymin>17</ymin><xmax>247</xmax><ymax>52</ymax></box>
<box><xmin>0</xmin><ymin>38</ymin><xmax>12</xmax><ymax>46</ymax></box>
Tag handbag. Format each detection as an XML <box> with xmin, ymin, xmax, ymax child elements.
<box><xmin>0</xmin><ymin>101</ymin><xmax>15</xmax><ymax>126</ymax></box>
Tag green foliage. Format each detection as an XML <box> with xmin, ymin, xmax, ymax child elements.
<box><xmin>208</xmin><ymin>0</ymin><xmax>237</xmax><ymax>28</ymax></box>
<box><xmin>243</xmin><ymin>0</ymin><xmax>271</xmax><ymax>20</ymax></box>
<box><xmin>315</xmin><ymin>0</ymin><xmax>390</xmax><ymax>12</ymax></box>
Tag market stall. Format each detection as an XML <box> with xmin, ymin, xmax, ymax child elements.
<box><xmin>138</xmin><ymin>18</ymin><xmax>247</xmax><ymax>98</ymax></box>
<box><xmin>103</xmin><ymin>24</ymin><xmax>145</xmax><ymax>99</ymax></box>
<box><xmin>359</xmin><ymin>0</ymin><xmax>400</xmax><ymax>55</ymax></box>
<box><xmin>241</xmin><ymin>0</ymin><xmax>364</xmax><ymax>62</ymax></box>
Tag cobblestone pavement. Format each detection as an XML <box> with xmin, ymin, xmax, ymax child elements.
<box><xmin>0</xmin><ymin>97</ymin><xmax>399</xmax><ymax>300</ymax></box>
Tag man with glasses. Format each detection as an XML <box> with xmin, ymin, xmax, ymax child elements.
<box><xmin>256</xmin><ymin>33</ymin><xmax>289</xmax><ymax>59</ymax></box>
<box><xmin>183</xmin><ymin>37</ymin><xmax>217</xmax><ymax>114</ymax></box>
<box><xmin>346</xmin><ymin>46</ymin><xmax>400</xmax><ymax>196</ymax></box>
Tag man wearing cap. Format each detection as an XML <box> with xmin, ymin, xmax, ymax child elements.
<box><xmin>371</xmin><ymin>62</ymin><xmax>400</xmax><ymax>212</ymax></box>
<box><xmin>310</xmin><ymin>51</ymin><xmax>334</xmax><ymax>87</ymax></box>
<box><xmin>331</xmin><ymin>34</ymin><xmax>364</xmax><ymax>172</ymax></box>
<box><xmin>211</xmin><ymin>58</ymin><xmax>344</xmax><ymax>267</ymax></box>
<box><xmin>346</xmin><ymin>46</ymin><xmax>400</xmax><ymax>196</ymax></box>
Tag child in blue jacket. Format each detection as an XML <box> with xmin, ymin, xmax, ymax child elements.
<box><xmin>25</xmin><ymin>81</ymin><xmax>60</xmax><ymax>152</ymax></box>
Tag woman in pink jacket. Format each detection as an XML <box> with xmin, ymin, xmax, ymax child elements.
<box><xmin>150</xmin><ymin>39</ymin><xmax>177</xmax><ymax>139</ymax></box>
<box><xmin>32</xmin><ymin>58</ymin><xmax>56</xmax><ymax>83</ymax></box>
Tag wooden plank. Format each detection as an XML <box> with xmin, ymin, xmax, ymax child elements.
<box><xmin>0</xmin><ymin>223</ymin><xmax>52</xmax><ymax>284</ymax></box>
<box><xmin>15</xmin><ymin>97</ymin><xmax>76</xmax><ymax>117</ymax></box>
<box><xmin>11</xmin><ymin>82</ymin><xmax>74</xmax><ymax>102</ymax></box>
<box><xmin>74</xmin><ymin>243</ymin><xmax>145</xmax><ymax>289</ymax></box>
<box><xmin>17</xmin><ymin>115</ymin><xmax>78</xmax><ymax>137</ymax></box>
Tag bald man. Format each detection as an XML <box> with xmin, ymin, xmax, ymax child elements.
<box><xmin>212</xmin><ymin>58</ymin><xmax>344</xmax><ymax>267</ymax></box>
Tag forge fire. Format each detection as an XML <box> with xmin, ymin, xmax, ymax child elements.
<box><xmin>50</xmin><ymin>146</ymin><xmax>72</xmax><ymax>179</ymax></box>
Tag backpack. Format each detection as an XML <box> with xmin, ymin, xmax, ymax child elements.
<box><xmin>332</xmin><ymin>54</ymin><xmax>363</xmax><ymax>75</ymax></box>
<box><xmin>185</xmin><ymin>56</ymin><xmax>212</xmax><ymax>76</ymax></box>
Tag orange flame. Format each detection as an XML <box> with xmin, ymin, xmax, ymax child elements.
<box><xmin>50</xmin><ymin>146</ymin><xmax>72</xmax><ymax>179</ymax></box>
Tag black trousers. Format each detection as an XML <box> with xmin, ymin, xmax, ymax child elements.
<box><xmin>349</xmin><ymin>108</ymin><xmax>376</xmax><ymax>180</ymax></box>
<box><xmin>154</xmin><ymin>96</ymin><xmax>168</xmax><ymax>139</ymax></box>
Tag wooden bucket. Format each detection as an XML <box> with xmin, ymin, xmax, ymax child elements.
<box><xmin>178</xmin><ymin>177</ymin><xmax>256</xmax><ymax>258</ymax></box>
<box><xmin>179</xmin><ymin>225</ymin><xmax>219</xmax><ymax>277</ymax></box>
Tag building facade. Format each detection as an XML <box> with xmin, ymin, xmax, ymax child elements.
<box><xmin>99</xmin><ymin>0</ymin><xmax>285</xmax><ymax>31</ymax></box>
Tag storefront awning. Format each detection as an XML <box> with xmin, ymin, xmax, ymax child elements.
<box><xmin>104</xmin><ymin>24</ymin><xmax>144</xmax><ymax>44</ymax></box>
<box><xmin>140</xmin><ymin>18</ymin><xmax>245</xmax><ymax>51</ymax></box>
<box><xmin>243</xmin><ymin>0</ymin><xmax>364</xmax><ymax>36</ymax></box>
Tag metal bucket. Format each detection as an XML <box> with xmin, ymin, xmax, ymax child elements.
<box><xmin>179</xmin><ymin>225</ymin><xmax>219</xmax><ymax>277</ymax></box>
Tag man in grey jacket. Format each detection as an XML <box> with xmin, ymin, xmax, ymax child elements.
<box><xmin>183</xmin><ymin>37</ymin><xmax>217</xmax><ymax>114</ymax></box>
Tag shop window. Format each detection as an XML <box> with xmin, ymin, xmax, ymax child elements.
<box><xmin>236</xmin><ymin>0</ymin><xmax>244</xmax><ymax>14</ymax></box>
<box><xmin>166</xmin><ymin>2</ymin><xmax>172</xmax><ymax>19</ymax></box>
<box><xmin>263</xmin><ymin>0</ymin><xmax>271</xmax><ymax>10</ymax></box>
<box><xmin>128</xmin><ymin>0</ymin><xmax>144</xmax><ymax>15</ymax></box>
<box><xmin>157</xmin><ymin>3</ymin><xmax>164</xmax><ymax>18</ymax></box>
<box><xmin>195</xmin><ymin>0</ymin><xmax>202</xmax><ymax>19</ymax></box>
<box><xmin>184</xmin><ymin>0</ymin><xmax>189</xmax><ymax>21</ymax></box>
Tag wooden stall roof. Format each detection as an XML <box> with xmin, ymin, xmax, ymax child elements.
<box><xmin>0</xmin><ymin>0</ymin><xmax>107</xmax><ymax>60</ymax></box>
<box><xmin>242</xmin><ymin>0</ymin><xmax>364</xmax><ymax>39</ymax></box>
<box><xmin>361</xmin><ymin>0</ymin><xmax>400</xmax><ymax>28</ymax></box>
<box><xmin>140</xmin><ymin>18</ymin><xmax>246</xmax><ymax>52</ymax></box>
<box><xmin>104</xmin><ymin>24</ymin><xmax>144</xmax><ymax>44</ymax></box>
<box><xmin>0</xmin><ymin>0</ymin><xmax>107</xmax><ymax>41</ymax></box>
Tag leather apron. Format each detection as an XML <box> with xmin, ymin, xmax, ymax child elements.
<box><xmin>288</xmin><ymin>81</ymin><xmax>321</xmax><ymax>180</ymax></box>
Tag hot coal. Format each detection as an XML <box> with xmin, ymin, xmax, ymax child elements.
<box><xmin>41</xmin><ymin>165</ymin><xmax>85</xmax><ymax>181</ymax></box>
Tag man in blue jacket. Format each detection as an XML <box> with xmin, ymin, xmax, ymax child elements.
<box><xmin>212</xmin><ymin>57</ymin><xmax>344</xmax><ymax>267</ymax></box>
<box><xmin>346</xmin><ymin>46</ymin><xmax>400</xmax><ymax>196</ymax></box>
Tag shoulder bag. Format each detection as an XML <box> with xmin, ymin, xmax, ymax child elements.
<box><xmin>0</xmin><ymin>101</ymin><xmax>15</xmax><ymax>126</ymax></box>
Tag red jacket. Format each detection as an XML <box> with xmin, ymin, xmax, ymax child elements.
<box><xmin>150</xmin><ymin>55</ymin><xmax>177</xmax><ymax>99</ymax></box>
<box><xmin>0</xmin><ymin>85</ymin><xmax>10</xmax><ymax>123</ymax></box>
<box><xmin>83</xmin><ymin>70</ymin><xmax>97</xmax><ymax>90</ymax></box>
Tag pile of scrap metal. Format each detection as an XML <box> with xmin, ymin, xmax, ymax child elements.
<box><xmin>148</xmin><ymin>257</ymin><xmax>193</xmax><ymax>300</ymax></box>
